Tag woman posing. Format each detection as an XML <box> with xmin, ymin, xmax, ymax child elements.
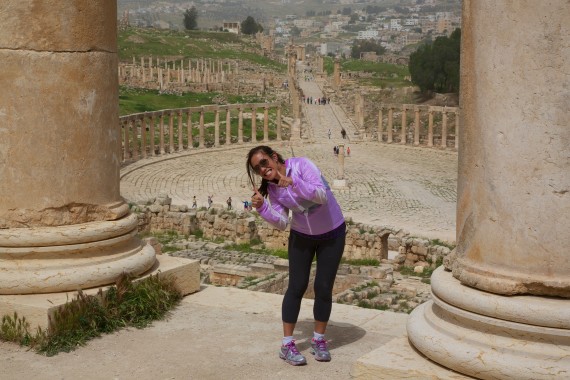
<box><xmin>246</xmin><ymin>145</ymin><xmax>346</xmax><ymax>366</ymax></box>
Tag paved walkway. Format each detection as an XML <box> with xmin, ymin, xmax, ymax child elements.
<box><xmin>121</xmin><ymin>78</ymin><xmax>458</xmax><ymax>242</ymax></box>
<box><xmin>0</xmin><ymin>286</ymin><xmax>411</xmax><ymax>380</ymax></box>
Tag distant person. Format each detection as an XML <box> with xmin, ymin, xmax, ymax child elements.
<box><xmin>341</xmin><ymin>128</ymin><xmax>346</xmax><ymax>139</ymax></box>
<box><xmin>327</xmin><ymin>129</ymin><xmax>331</xmax><ymax>139</ymax></box>
<box><xmin>226</xmin><ymin>196</ymin><xmax>232</xmax><ymax>210</ymax></box>
<box><xmin>207</xmin><ymin>195</ymin><xmax>213</xmax><ymax>209</ymax></box>
<box><xmin>247</xmin><ymin>145</ymin><xmax>346</xmax><ymax>366</ymax></box>
<box><xmin>346</xmin><ymin>146</ymin><xmax>350</xmax><ymax>156</ymax></box>
<box><xmin>243</xmin><ymin>200</ymin><xmax>249</xmax><ymax>210</ymax></box>
<box><xmin>192</xmin><ymin>196</ymin><xmax>197</xmax><ymax>208</ymax></box>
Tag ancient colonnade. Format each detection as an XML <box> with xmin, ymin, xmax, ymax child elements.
<box><xmin>120</xmin><ymin>103</ymin><xmax>283</xmax><ymax>163</ymax></box>
<box><xmin>119</xmin><ymin>57</ymin><xmax>239</xmax><ymax>87</ymax></box>
<box><xmin>375</xmin><ymin>104</ymin><xmax>459</xmax><ymax>149</ymax></box>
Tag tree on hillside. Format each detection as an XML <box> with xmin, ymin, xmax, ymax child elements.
<box><xmin>409</xmin><ymin>28</ymin><xmax>461</xmax><ymax>94</ymax></box>
<box><xmin>351</xmin><ymin>39</ymin><xmax>386</xmax><ymax>59</ymax></box>
<box><xmin>183</xmin><ymin>6</ymin><xmax>198</xmax><ymax>30</ymax></box>
<box><xmin>241</xmin><ymin>16</ymin><xmax>263</xmax><ymax>35</ymax></box>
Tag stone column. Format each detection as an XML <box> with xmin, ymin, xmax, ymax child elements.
<box><xmin>332</xmin><ymin>144</ymin><xmax>348</xmax><ymax>190</ymax></box>
<box><xmin>199</xmin><ymin>108</ymin><xmax>205</xmax><ymax>148</ymax></box>
<box><xmin>387</xmin><ymin>107</ymin><xmax>393</xmax><ymax>143</ymax></box>
<box><xmin>140</xmin><ymin>115</ymin><xmax>147</xmax><ymax>158</ymax></box>
<box><xmin>407</xmin><ymin>1</ymin><xmax>570</xmax><ymax>378</ymax></box>
<box><xmin>413</xmin><ymin>107</ymin><xmax>420</xmax><ymax>146</ymax></box>
<box><xmin>177</xmin><ymin>110</ymin><xmax>184</xmax><ymax>151</ymax></box>
<box><xmin>377</xmin><ymin>108</ymin><xmax>383</xmax><ymax>142</ymax></box>
<box><xmin>251</xmin><ymin>107</ymin><xmax>257</xmax><ymax>143</ymax></box>
<box><xmin>123</xmin><ymin>119</ymin><xmax>131</xmax><ymax>160</ymax></box>
<box><xmin>0</xmin><ymin>1</ymin><xmax>155</xmax><ymax>294</ymax></box>
<box><xmin>131</xmin><ymin>119</ymin><xmax>140</xmax><ymax>160</ymax></box>
<box><xmin>333</xmin><ymin>58</ymin><xmax>341</xmax><ymax>89</ymax></box>
<box><xmin>168</xmin><ymin>111</ymin><xmax>175</xmax><ymax>153</ymax></box>
<box><xmin>159</xmin><ymin>112</ymin><xmax>166</xmax><ymax>154</ymax></box>
<box><xmin>427</xmin><ymin>109</ymin><xmax>434</xmax><ymax>147</ymax></box>
<box><xmin>263</xmin><ymin>106</ymin><xmax>269</xmax><ymax>142</ymax></box>
<box><xmin>225</xmin><ymin>107</ymin><xmax>231</xmax><ymax>145</ymax></box>
<box><xmin>441</xmin><ymin>109</ymin><xmax>447</xmax><ymax>149</ymax></box>
<box><xmin>150</xmin><ymin>114</ymin><xmax>156</xmax><ymax>155</ymax></box>
<box><xmin>276</xmin><ymin>106</ymin><xmax>282</xmax><ymax>141</ymax></box>
<box><xmin>355</xmin><ymin>93</ymin><xmax>364</xmax><ymax>128</ymax></box>
<box><xmin>186</xmin><ymin>110</ymin><xmax>193</xmax><ymax>149</ymax></box>
<box><xmin>400</xmin><ymin>106</ymin><xmax>407</xmax><ymax>144</ymax></box>
<box><xmin>214</xmin><ymin>108</ymin><xmax>220</xmax><ymax>147</ymax></box>
<box><xmin>454</xmin><ymin>110</ymin><xmax>459</xmax><ymax>150</ymax></box>
<box><xmin>238</xmin><ymin>107</ymin><xmax>244</xmax><ymax>144</ymax></box>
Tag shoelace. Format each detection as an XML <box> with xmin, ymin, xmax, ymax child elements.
<box><xmin>313</xmin><ymin>338</ymin><xmax>328</xmax><ymax>351</ymax></box>
<box><xmin>286</xmin><ymin>341</ymin><xmax>301</xmax><ymax>355</ymax></box>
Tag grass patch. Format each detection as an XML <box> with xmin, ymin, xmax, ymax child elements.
<box><xmin>430</xmin><ymin>239</ymin><xmax>456</xmax><ymax>250</ymax></box>
<box><xmin>0</xmin><ymin>273</ymin><xmax>181</xmax><ymax>356</ymax></box>
<box><xmin>119</xmin><ymin>87</ymin><xmax>264</xmax><ymax>116</ymax></box>
<box><xmin>323</xmin><ymin>56</ymin><xmax>410</xmax><ymax>88</ymax></box>
<box><xmin>224</xmin><ymin>241</ymin><xmax>288</xmax><ymax>259</ymax></box>
<box><xmin>352</xmin><ymin>281</ymin><xmax>379</xmax><ymax>292</ymax></box>
<box><xmin>118</xmin><ymin>28</ymin><xmax>286</xmax><ymax>72</ymax></box>
<box><xmin>399</xmin><ymin>265</ymin><xmax>438</xmax><ymax>278</ymax></box>
<box><xmin>341</xmin><ymin>258</ymin><xmax>380</xmax><ymax>266</ymax></box>
<box><xmin>141</xmin><ymin>230</ymin><xmax>184</xmax><ymax>253</ymax></box>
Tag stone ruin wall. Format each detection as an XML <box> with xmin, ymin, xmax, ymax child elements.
<box><xmin>133</xmin><ymin>194</ymin><xmax>452</xmax><ymax>269</ymax></box>
<box><xmin>136</xmin><ymin>194</ymin><xmax>440</xmax><ymax>313</ymax></box>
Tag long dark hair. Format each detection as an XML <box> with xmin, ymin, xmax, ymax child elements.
<box><xmin>246</xmin><ymin>145</ymin><xmax>286</xmax><ymax>197</ymax></box>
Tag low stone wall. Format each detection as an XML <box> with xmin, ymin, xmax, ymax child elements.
<box><xmin>131</xmin><ymin>194</ymin><xmax>453</xmax><ymax>268</ymax></box>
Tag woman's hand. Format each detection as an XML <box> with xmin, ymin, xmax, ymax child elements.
<box><xmin>275</xmin><ymin>170</ymin><xmax>293</xmax><ymax>188</ymax></box>
<box><xmin>251</xmin><ymin>187</ymin><xmax>264</xmax><ymax>209</ymax></box>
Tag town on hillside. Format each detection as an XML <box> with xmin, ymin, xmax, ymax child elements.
<box><xmin>118</xmin><ymin>0</ymin><xmax>461</xmax><ymax>65</ymax></box>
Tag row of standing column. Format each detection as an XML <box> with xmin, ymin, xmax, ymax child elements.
<box><xmin>122</xmin><ymin>105</ymin><xmax>282</xmax><ymax>162</ymax></box>
<box><xmin>119</xmin><ymin>58</ymin><xmax>239</xmax><ymax>84</ymax></box>
<box><xmin>378</xmin><ymin>106</ymin><xmax>459</xmax><ymax>149</ymax></box>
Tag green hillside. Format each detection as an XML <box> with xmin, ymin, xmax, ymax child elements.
<box><xmin>118</xmin><ymin>28</ymin><xmax>285</xmax><ymax>72</ymax></box>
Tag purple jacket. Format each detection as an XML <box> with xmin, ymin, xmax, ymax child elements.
<box><xmin>257</xmin><ymin>157</ymin><xmax>344</xmax><ymax>235</ymax></box>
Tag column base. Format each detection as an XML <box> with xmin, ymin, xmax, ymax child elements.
<box><xmin>407</xmin><ymin>267</ymin><xmax>570</xmax><ymax>380</ymax></box>
<box><xmin>0</xmin><ymin>254</ymin><xmax>200</xmax><ymax>330</ymax></box>
<box><xmin>332</xmin><ymin>179</ymin><xmax>349</xmax><ymax>190</ymax></box>
<box><xmin>0</xmin><ymin>213</ymin><xmax>157</xmax><ymax>294</ymax></box>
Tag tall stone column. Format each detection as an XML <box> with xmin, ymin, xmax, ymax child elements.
<box><xmin>0</xmin><ymin>1</ymin><xmax>155</xmax><ymax>294</ymax></box>
<box><xmin>333</xmin><ymin>58</ymin><xmax>341</xmax><ymax>89</ymax></box>
<box><xmin>407</xmin><ymin>1</ymin><xmax>570</xmax><ymax>378</ymax></box>
<box><xmin>238</xmin><ymin>107</ymin><xmax>244</xmax><ymax>144</ymax></box>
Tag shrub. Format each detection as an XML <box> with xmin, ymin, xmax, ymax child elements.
<box><xmin>0</xmin><ymin>273</ymin><xmax>181</xmax><ymax>356</ymax></box>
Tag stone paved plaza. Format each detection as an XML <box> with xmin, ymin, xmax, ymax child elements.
<box><xmin>121</xmin><ymin>79</ymin><xmax>458</xmax><ymax>242</ymax></box>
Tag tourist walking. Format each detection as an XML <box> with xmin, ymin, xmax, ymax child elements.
<box><xmin>192</xmin><ymin>196</ymin><xmax>197</xmax><ymax>209</ymax></box>
<box><xmin>346</xmin><ymin>146</ymin><xmax>350</xmax><ymax>156</ymax></box>
<box><xmin>207</xmin><ymin>195</ymin><xmax>213</xmax><ymax>209</ymax></box>
<box><xmin>327</xmin><ymin>129</ymin><xmax>331</xmax><ymax>139</ymax></box>
<box><xmin>226</xmin><ymin>196</ymin><xmax>232</xmax><ymax>210</ymax></box>
<box><xmin>246</xmin><ymin>145</ymin><xmax>346</xmax><ymax>366</ymax></box>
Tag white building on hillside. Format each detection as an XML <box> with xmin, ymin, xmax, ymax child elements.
<box><xmin>357</xmin><ymin>30</ymin><xmax>379</xmax><ymax>40</ymax></box>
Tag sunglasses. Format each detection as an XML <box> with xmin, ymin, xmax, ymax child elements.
<box><xmin>252</xmin><ymin>158</ymin><xmax>270</xmax><ymax>174</ymax></box>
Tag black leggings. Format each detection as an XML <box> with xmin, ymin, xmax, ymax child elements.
<box><xmin>282</xmin><ymin>229</ymin><xmax>346</xmax><ymax>324</ymax></box>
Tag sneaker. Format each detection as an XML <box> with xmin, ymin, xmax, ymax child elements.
<box><xmin>279</xmin><ymin>341</ymin><xmax>307</xmax><ymax>366</ymax></box>
<box><xmin>310</xmin><ymin>338</ymin><xmax>331</xmax><ymax>362</ymax></box>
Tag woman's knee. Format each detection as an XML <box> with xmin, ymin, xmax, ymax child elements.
<box><xmin>313</xmin><ymin>281</ymin><xmax>334</xmax><ymax>300</ymax></box>
<box><xmin>287</xmin><ymin>283</ymin><xmax>309</xmax><ymax>298</ymax></box>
